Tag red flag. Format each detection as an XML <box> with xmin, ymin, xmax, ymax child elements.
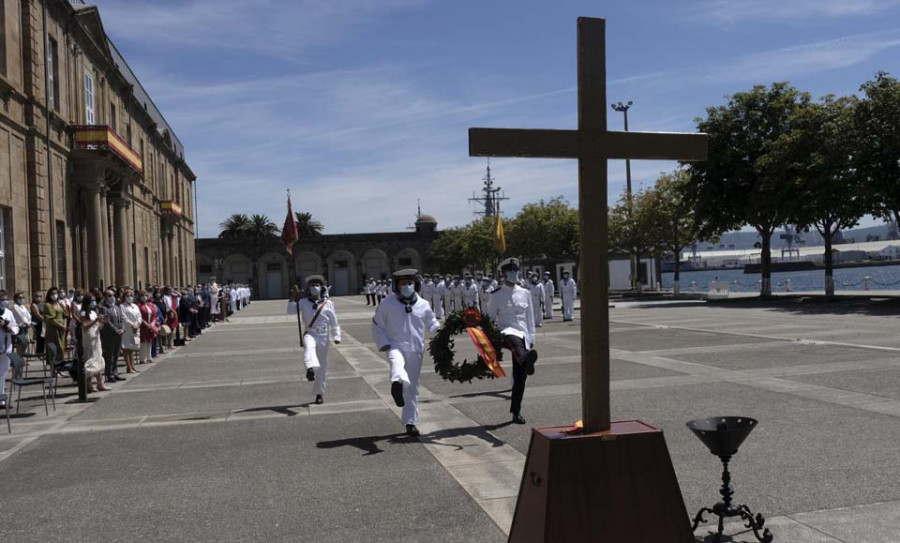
<box><xmin>282</xmin><ymin>194</ymin><xmax>298</xmax><ymax>255</ymax></box>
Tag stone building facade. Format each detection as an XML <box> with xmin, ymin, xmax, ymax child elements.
<box><xmin>0</xmin><ymin>0</ymin><xmax>196</xmax><ymax>295</ymax></box>
<box><xmin>196</xmin><ymin>216</ymin><xmax>440</xmax><ymax>299</ymax></box>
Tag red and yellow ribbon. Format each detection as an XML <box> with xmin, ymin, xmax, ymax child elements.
<box><xmin>466</xmin><ymin>327</ymin><xmax>506</xmax><ymax>378</ymax></box>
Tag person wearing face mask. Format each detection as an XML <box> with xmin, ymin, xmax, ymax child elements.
<box><xmin>480</xmin><ymin>276</ymin><xmax>494</xmax><ymax>315</ymax></box>
<box><xmin>79</xmin><ymin>294</ymin><xmax>109</xmax><ymax>392</ymax></box>
<box><xmin>30</xmin><ymin>292</ymin><xmax>45</xmax><ymax>354</ymax></box>
<box><xmin>430</xmin><ymin>274</ymin><xmax>443</xmax><ymax>320</ymax></box>
<box><xmin>442</xmin><ymin>275</ymin><xmax>453</xmax><ymax>316</ymax></box>
<box><xmin>137</xmin><ymin>290</ymin><xmax>158</xmax><ymax>364</ymax></box>
<box><xmin>11</xmin><ymin>292</ymin><xmax>32</xmax><ymax>355</ymax></box>
<box><xmin>42</xmin><ymin>287</ymin><xmax>67</xmax><ymax>368</ymax></box>
<box><xmin>528</xmin><ymin>273</ymin><xmax>546</xmax><ymax>328</ymax></box>
<box><xmin>119</xmin><ymin>290</ymin><xmax>141</xmax><ymax>374</ymax></box>
<box><xmin>542</xmin><ymin>271</ymin><xmax>556</xmax><ymax>320</ymax></box>
<box><xmin>560</xmin><ymin>271</ymin><xmax>578</xmax><ymax>322</ymax></box>
<box><xmin>463</xmin><ymin>274</ymin><xmax>479</xmax><ymax>309</ymax></box>
<box><xmin>489</xmin><ymin>258</ymin><xmax>537</xmax><ymax>425</ymax></box>
<box><xmin>289</xmin><ymin>276</ymin><xmax>341</xmax><ymax>405</ymax></box>
<box><xmin>0</xmin><ymin>290</ymin><xmax>20</xmax><ymax>409</ymax></box>
<box><xmin>100</xmin><ymin>289</ymin><xmax>126</xmax><ymax>382</ymax></box>
<box><xmin>420</xmin><ymin>275</ymin><xmax>435</xmax><ymax>311</ymax></box>
<box><xmin>371</xmin><ymin>269</ymin><xmax>438</xmax><ymax>437</ymax></box>
<box><xmin>67</xmin><ymin>289</ymin><xmax>84</xmax><ymax>347</ymax></box>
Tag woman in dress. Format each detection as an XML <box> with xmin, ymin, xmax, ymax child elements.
<box><xmin>42</xmin><ymin>287</ymin><xmax>67</xmax><ymax>370</ymax></box>
<box><xmin>79</xmin><ymin>294</ymin><xmax>108</xmax><ymax>392</ymax></box>
<box><xmin>137</xmin><ymin>290</ymin><xmax>158</xmax><ymax>364</ymax></box>
<box><xmin>119</xmin><ymin>290</ymin><xmax>141</xmax><ymax>374</ymax></box>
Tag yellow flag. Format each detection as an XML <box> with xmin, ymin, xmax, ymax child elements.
<box><xmin>494</xmin><ymin>213</ymin><xmax>506</xmax><ymax>254</ymax></box>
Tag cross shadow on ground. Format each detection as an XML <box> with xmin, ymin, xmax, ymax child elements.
<box><xmin>316</xmin><ymin>421</ymin><xmax>514</xmax><ymax>456</ymax></box>
<box><xmin>232</xmin><ymin>403</ymin><xmax>312</xmax><ymax>417</ymax></box>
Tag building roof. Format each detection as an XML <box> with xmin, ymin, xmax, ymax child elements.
<box><xmin>69</xmin><ymin>1</ymin><xmax>186</xmax><ymax>160</ymax></box>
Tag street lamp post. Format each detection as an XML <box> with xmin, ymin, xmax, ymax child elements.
<box><xmin>612</xmin><ymin>100</ymin><xmax>638</xmax><ymax>292</ymax></box>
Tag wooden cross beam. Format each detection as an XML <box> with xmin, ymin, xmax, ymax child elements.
<box><xmin>469</xmin><ymin>17</ymin><xmax>707</xmax><ymax>434</ymax></box>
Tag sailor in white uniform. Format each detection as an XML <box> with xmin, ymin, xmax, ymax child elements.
<box><xmin>371</xmin><ymin>269</ymin><xmax>438</xmax><ymax>437</ymax></box>
<box><xmin>479</xmin><ymin>276</ymin><xmax>494</xmax><ymax>315</ymax></box>
<box><xmin>442</xmin><ymin>275</ymin><xmax>453</xmax><ymax>316</ymax></box>
<box><xmin>421</xmin><ymin>275</ymin><xmax>435</xmax><ymax>311</ymax></box>
<box><xmin>488</xmin><ymin>259</ymin><xmax>536</xmax><ymax>424</ymax></box>
<box><xmin>452</xmin><ymin>276</ymin><xmax>464</xmax><ymax>311</ymax></box>
<box><xmin>542</xmin><ymin>271</ymin><xmax>555</xmax><ymax>319</ymax></box>
<box><xmin>433</xmin><ymin>275</ymin><xmax>445</xmax><ymax>320</ymax></box>
<box><xmin>287</xmin><ymin>276</ymin><xmax>341</xmax><ymax>404</ymax></box>
<box><xmin>528</xmin><ymin>273</ymin><xmax>545</xmax><ymax>328</ymax></box>
<box><xmin>560</xmin><ymin>271</ymin><xmax>578</xmax><ymax>321</ymax></box>
<box><xmin>463</xmin><ymin>274</ymin><xmax>479</xmax><ymax>308</ymax></box>
<box><xmin>0</xmin><ymin>290</ymin><xmax>20</xmax><ymax>409</ymax></box>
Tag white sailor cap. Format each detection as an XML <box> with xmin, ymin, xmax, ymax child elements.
<box><xmin>393</xmin><ymin>269</ymin><xmax>419</xmax><ymax>279</ymax></box>
<box><xmin>498</xmin><ymin>257</ymin><xmax>520</xmax><ymax>271</ymax></box>
<box><xmin>305</xmin><ymin>275</ymin><xmax>325</xmax><ymax>286</ymax></box>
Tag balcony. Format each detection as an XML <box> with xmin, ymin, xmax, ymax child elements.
<box><xmin>72</xmin><ymin>125</ymin><xmax>143</xmax><ymax>175</ymax></box>
<box><xmin>160</xmin><ymin>200</ymin><xmax>182</xmax><ymax>217</ymax></box>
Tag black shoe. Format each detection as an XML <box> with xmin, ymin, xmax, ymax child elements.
<box><xmin>113</xmin><ymin>375</ymin><xmax>126</xmax><ymax>382</ymax></box>
<box><xmin>0</xmin><ymin>401</ymin><xmax>11</xmax><ymax>410</ymax></box>
<box><xmin>306</xmin><ymin>368</ymin><xmax>316</xmax><ymax>382</ymax></box>
<box><xmin>523</xmin><ymin>350</ymin><xmax>538</xmax><ymax>375</ymax></box>
<box><xmin>406</xmin><ymin>424</ymin><xmax>420</xmax><ymax>437</ymax></box>
<box><xmin>391</xmin><ymin>381</ymin><xmax>405</xmax><ymax>407</ymax></box>
<box><xmin>315</xmin><ymin>395</ymin><xmax>324</xmax><ymax>405</ymax></box>
<box><xmin>512</xmin><ymin>414</ymin><xmax>527</xmax><ymax>425</ymax></box>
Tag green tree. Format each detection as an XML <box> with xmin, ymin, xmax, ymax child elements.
<box><xmin>507</xmin><ymin>197</ymin><xmax>580</xmax><ymax>263</ymax></box>
<box><xmin>218</xmin><ymin>213</ymin><xmax>252</xmax><ymax>239</ymax></box>
<box><xmin>856</xmin><ymin>72</ymin><xmax>900</xmax><ymax>226</ymax></box>
<box><xmin>248</xmin><ymin>214</ymin><xmax>279</xmax><ymax>239</ymax></box>
<box><xmin>646</xmin><ymin>170</ymin><xmax>698</xmax><ymax>295</ymax></box>
<box><xmin>608</xmin><ymin>191</ymin><xmax>655</xmax><ymax>293</ymax></box>
<box><xmin>776</xmin><ymin>95</ymin><xmax>865</xmax><ymax>297</ymax></box>
<box><xmin>686</xmin><ymin>82</ymin><xmax>810</xmax><ymax>296</ymax></box>
<box><xmin>430</xmin><ymin>226</ymin><xmax>468</xmax><ymax>273</ymax></box>
<box><xmin>295</xmin><ymin>211</ymin><xmax>324</xmax><ymax>237</ymax></box>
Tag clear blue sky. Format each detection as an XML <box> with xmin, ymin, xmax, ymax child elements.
<box><xmin>94</xmin><ymin>0</ymin><xmax>900</xmax><ymax>237</ymax></box>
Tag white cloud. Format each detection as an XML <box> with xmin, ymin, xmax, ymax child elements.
<box><xmin>690</xmin><ymin>0</ymin><xmax>900</xmax><ymax>23</ymax></box>
<box><xmin>703</xmin><ymin>30</ymin><xmax>900</xmax><ymax>83</ymax></box>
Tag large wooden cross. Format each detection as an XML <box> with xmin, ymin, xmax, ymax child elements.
<box><xmin>470</xmin><ymin>17</ymin><xmax>707</xmax><ymax>434</ymax></box>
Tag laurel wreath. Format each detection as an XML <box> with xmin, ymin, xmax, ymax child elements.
<box><xmin>428</xmin><ymin>308</ymin><xmax>505</xmax><ymax>384</ymax></box>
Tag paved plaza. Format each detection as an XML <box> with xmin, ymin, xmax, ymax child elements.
<box><xmin>3</xmin><ymin>296</ymin><xmax>900</xmax><ymax>542</ymax></box>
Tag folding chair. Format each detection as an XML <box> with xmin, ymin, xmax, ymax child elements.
<box><xmin>8</xmin><ymin>352</ymin><xmax>53</xmax><ymax>416</ymax></box>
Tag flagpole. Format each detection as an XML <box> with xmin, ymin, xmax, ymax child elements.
<box><xmin>286</xmin><ymin>189</ymin><xmax>304</xmax><ymax>351</ymax></box>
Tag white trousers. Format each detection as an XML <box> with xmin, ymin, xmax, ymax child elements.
<box><xmin>0</xmin><ymin>353</ymin><xmax>9</xmax><ymax>401</ymax></box>
<box><xmin>443</xmin><ymin>296</ymin><xmax>452</xmax><ymax>316</ymax></box>
<box><xmin>434</xmin><ymin>297</ymin><xmax>444</xmax><ymax>319</ymax></box>
<box><xmin>562</xmin><ymin>296</ymin><xmax>575</xmax><ymax>320</ymax></box>
<box><xmin>544</xmin><ymin>296</ymin><xmax>554</xmax><ymax>319</ymax></box>
<box><xmin>533</xmin><ymin>302</ymin><xmax>543</xmax><ymax>327</ymax></box>
<box><xmin>303</xmin><ymin>333</ymin><xmax>329</xmax><ymax>396</ymax></box>
<box><xmin>387</xmin><ymin>349</ymin><xmax>423</xmax><ymax>425</ymax></box>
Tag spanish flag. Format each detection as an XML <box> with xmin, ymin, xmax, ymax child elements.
<box><xmin>494</xmin><ymin>213</ymin><xmax>506</xmax><ymax>254</ymax></box>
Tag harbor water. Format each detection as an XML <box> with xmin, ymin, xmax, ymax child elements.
<box><xmin>661</xmin><ymin>264</ymin><xmax>900</xmax><ymax>292</ymax></box>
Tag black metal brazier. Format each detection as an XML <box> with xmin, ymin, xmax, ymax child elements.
<box><xmin>687</xmin><ymin>417</ymin><xmax>773</xmax><ymax>543</ymax></box>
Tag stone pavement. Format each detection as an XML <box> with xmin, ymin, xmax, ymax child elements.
<box><xmin>2</xmin><ymin>295</ymin><xmax>900</xmax><ymax>542</ymax></box>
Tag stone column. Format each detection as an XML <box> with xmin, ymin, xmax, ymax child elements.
<box><xmin>86</xmin><ymin>183</ymin><xmax>107</xmax><ymax>288</ymax></box>
<box><xmin>113</xmin><ymin>196</ymin><xmax>131</xmax><ymax>286</ymax></box>
<box><xmin>99</xmin><ymin>187</ymin><xmax>112</xmax><ymax>288</ymax></box>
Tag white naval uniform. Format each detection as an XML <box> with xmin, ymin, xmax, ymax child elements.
<box><xmin>528</xmin><ymin>281</ymin><xmax>545</xmax><ymax>327</ymax></box>
<box><xmin>488</xmin><ymin>284</ymin><xmax>536</xmax><ymax>349</ymax></box>
<box><xmin>433</xmin><ymin>280</ymin><xmax>445</xmax><ymax>319</ymax></box>
<box><xmin>421</xmin><ymin>280</ymin><xmax>435</xmax><ymax>310</ymax></box>
<box><xmin>0</xmin><ymin>306</ymin><xmax>20</xmax><ymax>402</ymax></box>
<box><xmin>463</xmin><ymin>282</ymin><xmax>479</xmax><ymax>308</ymax></box>
<box><xmin>453</xmin><ymin>282</ymin><xmax>464</xmax><ymax>311</ymax></box>
<box><xmin>560</xmin><ymin>278</ymin><xmax>577</xmax><ymax>321</ymax></box>
<box><xmin>288</xmin><ymin>298</ymin><xmax>341</xmax><ymax>397</ymax></box>
<box><xmin>543</xmin><ymin>279</ymin><xmax>555</xmax><ymax>319</ymax></box>
<box><xmin>442</xmin><ymin>280</ymin><xmax>453</xmax><ymax>316</ymax></box>
<box><xmin>480</xmin><ymin>284</ymin><xmax>493</xmax><ymax>315</ymax></box>
<box><xmin>371</xmin><ymin>294</ymin><xmax>438</xmax><ymax>426</ymax></box>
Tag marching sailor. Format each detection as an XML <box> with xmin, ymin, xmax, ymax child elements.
<box><xmin>372</xmin><ymin>269</ymin><xmax>439</xmax><ymax>437</ymax></box>
<box><xmin>528</xmin><ymin>273</ymin><xmax>545</xmax><ymax>328</ymax></box>
<box><xmin>488</xmin><ymin>258</ymin><xmax>537</xmax><ymax>424</ymax></box>
<box><xmin>560</xmin><ymin>270</ymin><xmax>577</xmax><ymax>321</ymax></box>
<box><xmin>542</xmin><ymin>271</ymin><xmax>555</xmax><ymax>319</ymax></box>
<box><xmin>288</xmin><ymin>276</ymin><xmax>341</xmax><ymax>405</ymax></box>
<box><xmin>463</xmin><ymin>274</ymin><xmax>479</xmax><ymax>308</ymax></box>
<box><xmin>421</xmin><ymin>274</ymin><xmax>435</xmax><ymax>311</ymax></box>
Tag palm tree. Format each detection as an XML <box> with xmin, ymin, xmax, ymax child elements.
<box><xmin>295</xmin><ymin>211</ymin><xmax>324</xmax><ymax>237</ymax></box>
<box><xmin>219</xmin><ymin>213</ymin><xmax>252</xmax><ymax>239</ymax></box>
<box><xmin>248</xmin><ymin>214</ymin><xmax>279</xmax><ymax>239</ymax></box>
